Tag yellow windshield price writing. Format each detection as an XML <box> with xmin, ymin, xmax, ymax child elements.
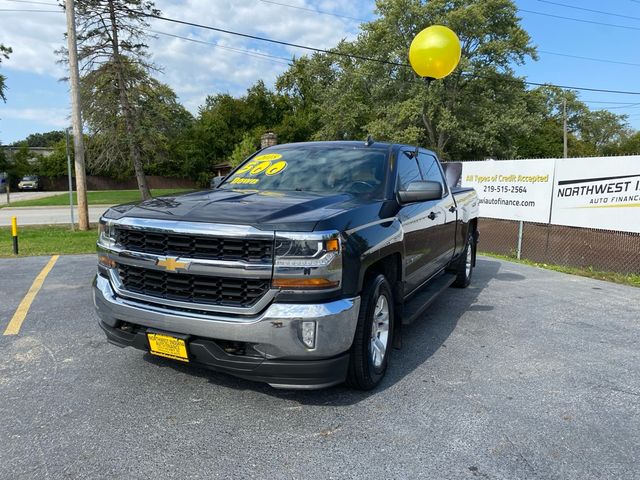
<box><xmin>230</xmin><ymin>177</ymin><xmax>259</xmax><ymax>185</ymax></box>
<box><xmin>254</xmin><ymin>153</ymin><xmax>282</xmax><ymax>162</ymax></box>
<box><xmin>250</xmin><ymin>161</ymin><xmax>272</xmax><ymax>174</ymax></box>
<box><xmin>265</xmin><ymin>161</ymin><xmax>286</xmax><ymax>175</ymax></box>
<box><xmin>235</xmin><ymin>154</ymin><xmax>287</xmax><ymax>177</ymax></box>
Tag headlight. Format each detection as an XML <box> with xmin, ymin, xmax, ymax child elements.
<box><xmin>97</xmin><ymin>219</ymin><xmax>115</xmax><ymax>248</ymax></box>
<box><xmin>273</xmin><ymin>232</ymin><xmax>342</xmax><ymax>290</ymax></box>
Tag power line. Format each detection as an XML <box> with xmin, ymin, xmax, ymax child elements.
<box><xmin>151</xmin><ymin>30</ymin><xmax>293</xmax><ymax>66</ymax></box>
<box><xmin>519</xmin><ymin>8</ymin><xmax>640</xmax><ymax>31</ymax></box>
<box><xmin>145</xmin><ymin>12</ymin><xmax>405</xmax><ymax>67</ymax></box>
<box><xmin>1</xmin><ymin>0</ymin><xmax>58</xmax><ymax>5</ymax></box>
<box><xmin>597</xmin><ymin>103</ymin><xmax>640</xmax><ymax>109</ymax></box>
<box><xmin>144</xmin><ymin>11</ymin><xmax>640</xmax><ymax>95</ymax></box>
<box><xmin>539</xmin><ymin>50</ymin><xmax>640</xmax><ymax>68</ymax></box>
<box><xmin>583</xmin><ymin>100</ymin><xmax>640</xmax><ymax>104</ymax></box>
<box><xmin>7</xmin><ymin>4</ymin><xmax>640</xmax><ymax>96</ymax></box>
<box><xmin>0</xmin><ymin>7</ymin><xmax>59</xmax><ymax>11</ymax></box>
<box><xmin>536</xmin><ymin>0</ymin><xmax>640</xmax><ymax>21</ymax></box>
<box><xmin>257</xmin><ymin>0</ymin><xmax>367</xmax><ymax>23</ymax></box>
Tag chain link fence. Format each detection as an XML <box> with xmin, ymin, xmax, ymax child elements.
<box><xmin>478</xmin><ymin>218</ymin><xmax>640</xmax><ymax>275</ymax></box>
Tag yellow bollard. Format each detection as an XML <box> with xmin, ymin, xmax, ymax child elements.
<box><xmin>11</xmin><ymin>216</ymin><xmax>18</xmax><ymax>255</ymax></box>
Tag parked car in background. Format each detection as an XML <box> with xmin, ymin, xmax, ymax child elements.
<box><xmin>18</xmin><ymin>175</ymin><xmax>41</xmax><ymax>191</ymax></box>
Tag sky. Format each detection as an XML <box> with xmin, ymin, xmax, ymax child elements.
<box><xmin>0</xmin><ymin>0</ymin><xmax>639</xmax><ymax>144</ymax></box>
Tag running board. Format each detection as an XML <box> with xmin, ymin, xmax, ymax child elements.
<box><xmin>401</xmin><ymin>272</ymin><xmax>457</xmax><ymax>325</ymax></box>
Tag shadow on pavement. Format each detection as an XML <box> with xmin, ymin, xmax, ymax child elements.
<box><xmin>142</xmin><ymin>258</ymin><xmax>502</xmax><ymax>406</ymax></box>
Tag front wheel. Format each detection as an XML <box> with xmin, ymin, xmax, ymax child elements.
<box><xmin>346</xmin><ymin>274</ymin><xmax>394</xmax><ymax>390</ymax></box>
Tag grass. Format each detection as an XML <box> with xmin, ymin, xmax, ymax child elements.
<box><xmin>4</xmin><ymin>188</ymin><xmax>193</xmax><ymax>208</ymax></box>
<box><xmin>0</xmin><ymin>225</ymin><xmax>98</xmax><ymax>257</ymax></box>
<box><xmin>481</xmin><ymin>251</ymin><xmax>640</xmax><ymax>288</ymax></box>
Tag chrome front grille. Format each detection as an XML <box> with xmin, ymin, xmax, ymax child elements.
<box><xmin>117</xmin><ymin>263</ymin><xmax>270</xmax><ymax>307</ymax></box>
<box><xmin>114</xmin><ymin>227</ymin><xmax>273</xmax><ymax>263</ymax></box>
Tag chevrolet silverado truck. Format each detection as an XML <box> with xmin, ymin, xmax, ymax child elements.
<box><xmin>93</xmin><ymin>141</ymin><xmax>479</xmax><ymax>390</ymax></box>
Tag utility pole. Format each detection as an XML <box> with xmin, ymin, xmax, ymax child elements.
<box><xmin>65</xmin><ymin>128</ymin><xmax>75</xmax><ymax>230</ymax></box>
<box><xmin>65</xmin><ymin>0</ymin><xmax>89</xmax><ymax>230</ymax></box>
<box><xmin>563</xmin><ymin>96</ymin><xmax>568</xmax><ymax>159</ymax></box>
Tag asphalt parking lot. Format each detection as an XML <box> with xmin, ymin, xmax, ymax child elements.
<box><xmin>0</xmin><ymin>255</ymin><xmax>638</xmax><ymax>479</ymax></box>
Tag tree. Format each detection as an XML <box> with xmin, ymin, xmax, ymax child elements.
<box><xmin>515</xmin><ymin>86</ymin><xmax>630</xmax><ymax>157</ymax></box>
<box><xmin>0</xmin><ymin>44</ymin><xmax>11</xmax><ymax>103</ymax></box>
<box><xmin>277</xmin><ymin>0</ymin><xmax>537</xmax><ymax>159</ymax></box>
<box><xmin>229</xmin><ymin>132</ymin><xmax>260</xmax><ymax>167</ymax></box>
<box><xmin>14</xmin><ymin>131</ymin><xmax>65</xmax><ymax>147</ymax></box>
<box><xmin>617</xmin><ymin>132</ymin><xmax>640</xmax><ymax>155</ymax></box>
<box><xmin>36</xmin><ymin>139</ymin><xmax>70</xmax><ymax>177</ymax></box>
<box><xmin>579</xmin><ymin>110</ymin><xmax>630</xmax><ymax>151</ymax></box>
<box><xmin>74</xmin><ymin>0</ymin><xmax>160</xmax><ymax>199</ymax></box>
<box><xmin>81</xmin><ymin>66</ymin><xmax>192</xmax><ymax>178</ymax></box>
<box><xmin>189</xmin><ymin>81</ymin><xmax>286</xmax><ymax>170</ymax></box>
<box><xmin>2</xmin><ymin>145</ymin><xmax>37</xmax><ymax>182</ymax></box>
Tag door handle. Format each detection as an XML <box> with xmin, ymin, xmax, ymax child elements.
<box><xmin>428</xmin><ymin>211</ymin><xmax>437</xmax><ymax>220</ymax></box>
<box><xmin>448</xmin><ymin>206</ymin><xmax>457</xmax><ymax>213</ymax></box>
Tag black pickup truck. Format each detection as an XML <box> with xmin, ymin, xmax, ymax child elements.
<box><xmin>93</xmin><ymin>141</ymin><xmax>479</xmax><ymax>390</ymax></box>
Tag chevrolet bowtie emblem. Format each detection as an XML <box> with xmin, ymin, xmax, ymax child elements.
<box><xmin>156</xmin><ymin>257</ymin><xmax>189</xmax><ymax>272</ymax></box>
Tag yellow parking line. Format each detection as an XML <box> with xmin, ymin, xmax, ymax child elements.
<box><xmin>3</xmin><ymin>255</ymin><xmax>59</xmax><ymax>336</ymax></box>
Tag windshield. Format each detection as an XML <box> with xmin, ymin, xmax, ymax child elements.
<box><xmin>22</xmin><ymin>176</ymin><xmax>37</xmax><ymax>181</ymax></box>
<box><xmin>220</xmin><ymin>145</ymin><xmax>388</xmax><ymax>198</ymax></box>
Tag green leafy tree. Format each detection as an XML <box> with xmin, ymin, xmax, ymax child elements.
<box><xmin>0</xmin><ymin>44</ymin><xmax>11</xmax><ymax>103</ymax></box>
<box><xmin>82</xmin><ymin>67</ymin><xmax>192</xmax><ymax>178</ymax></box>
<box><xmin>2</xmin><ymin>145</ymin><xmax>37</xmax><ymax>182</ymax></box>
<box><xmin>229</xmin><ymin>132</ymin><xmax>260</xmax><ymax>167</ymax></box>
<box><xmin>15</xmin><ymin>130</ymin><xmax>65</xmax><ymax>147</ymax></box>
<box><xmin>277</xmin><ymin>0</ymin><xmax>537</xmax><ymax>159</ymax></box>
<box><xmin>36</xmin><ymin>139</ymin><xmax>70</xmax><ymax>177</ymax></box>
<box><xmin>74</xmin><ymin>0</ymin><xmax>161</xmax><ymax>199</ymax></box>
<box><xmin>189</xmin><ymin>81</ymin><xmax>286</xmax><ymax>171</ymax></box>
<box><xmin>515</xmin><ymin>86</ymin><xmax>630</xmax><ymax>157</ymax></box>
<box><xmin>579</xmin><ymin>110</ymin><xmax>630</xmax><ymax>151</ymax></box>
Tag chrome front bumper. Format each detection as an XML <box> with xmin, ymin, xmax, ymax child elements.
<box><xmin>93</xmin><ymin>274</ymin><xmax>360</xmax><ymax>360</ymax></box>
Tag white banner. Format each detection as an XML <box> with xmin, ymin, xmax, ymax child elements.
<box><xmin>460</xmin><ymin>159</ymin><xmax>555</xmax><ymax>223</ymax></box>
<box><xmin>551</xmin><ymin>156</ymin><xmax>640</xmax><ymax>234</ymax></box>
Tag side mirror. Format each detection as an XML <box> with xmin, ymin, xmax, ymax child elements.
<box><xmin>211</xmin><ymin>176</ymin><xmax>224</xmax><ymax>189</ymax></box>
<box><xmin>398</xmin><ymin>180</ymin><xmax>443</xmax><ymax>203</ymax></box>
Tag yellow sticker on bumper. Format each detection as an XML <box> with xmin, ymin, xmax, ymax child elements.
<box><xmin>147</xmin><ymin>333</ymin><xmax>189</xmax><ymax>362</ymax></box>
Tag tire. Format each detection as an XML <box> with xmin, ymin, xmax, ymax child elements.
<box><xmin>346</xmin><ymin>274</ymin><xmax>395</xmax><ymax>390</ymax></box>
<box><xmin>452</xmin><ymin>229</ymin><xmax>475</xmax><ymax>288</ymax></box>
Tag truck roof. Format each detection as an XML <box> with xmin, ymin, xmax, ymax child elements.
<box><xmin>266</xmin><ymin>140</ymin><xmax>437</xmax><ymax>156</ymax></box>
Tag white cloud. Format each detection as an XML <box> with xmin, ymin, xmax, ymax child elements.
<box><xmin>1</xmin><ymin>107</ymin><xmax>69</xmax><ymax>127</ymax></box>
<box><xmin>0</xmin><ymin>10</ymin><xmax>67</xmax><ymax>77</ymax></box>
<box><xmin>0</xmin><ymin>0</ymin><xmax>374</xmax><ymax>119</ymax></box>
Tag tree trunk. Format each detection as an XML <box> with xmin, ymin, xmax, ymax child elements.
<box><xmin>421</xmin><ymin>103</ymin><xmax>437</xmax><ymax>147</ymax></box>
<box><xmin>107</xmin><ymin>0</ymin><xmax>151</xmax><ymax>200</ymax></box>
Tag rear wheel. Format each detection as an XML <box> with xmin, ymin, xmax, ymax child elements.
<box><xmin>346</xmin><ymin>274</ymin><xmax>394</xmax><ymax>390</ymax></box>
<box><xmin>452</xmin><ymin>230</ymin><xmax>475</xmax><ymax>288</ymax></box>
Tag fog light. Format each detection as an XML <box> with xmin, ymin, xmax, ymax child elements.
<box><xmin>300</xmin><ymin>321</ymin><xmax>316</xmax><ymax>349</ymax></box>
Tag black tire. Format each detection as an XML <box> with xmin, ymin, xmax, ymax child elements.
<box><xmin>346</xmin><ymin>274</ymin><xmax>395</xmax><ymax>390</ymax></box>
<box><xmin>452</xmin><ymin>229</ymin><xmax>475</xmax><ymax>288</ymax></box>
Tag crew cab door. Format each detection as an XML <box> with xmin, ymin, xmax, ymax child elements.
<box><xmin>396</xmin><ymin>149</ymin><xmax>445</xmax><ymax>293</ymax></box>
<box><xmin>417</xmin><ymin>152</ymin><xmax>457</xmax><ymax>270</ymax></box>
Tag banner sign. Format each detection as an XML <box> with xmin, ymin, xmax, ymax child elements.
<box><xmin>551</xmin><ymin>155</ymin><xmax>640</xmax><ymax>234</ymax></box>
<box><xmin>460</xmin><ymin>159</ymin><xmax>555</xmax><ymax>223</ymax></box>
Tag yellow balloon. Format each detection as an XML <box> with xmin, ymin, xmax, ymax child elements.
<box><xmin>409</xmin><ymin>25</ymin><xmax>461</xmax><ymax>79</ymax></box>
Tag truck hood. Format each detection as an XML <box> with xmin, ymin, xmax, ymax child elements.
<box><xmin>103</xmin><ymin>189</ymin><xmax>381</xmax><ymax>232</ymax></box>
